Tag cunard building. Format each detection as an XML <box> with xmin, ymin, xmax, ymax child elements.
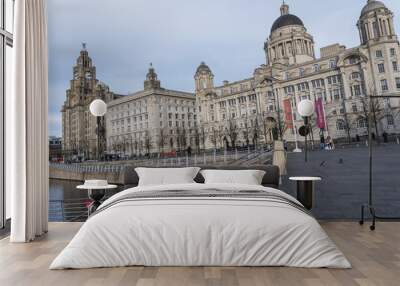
<box><xmin>61</xmin><ymin>45</ymin><xmax>121</xmax><ymax>160</ymax></box>
<box><xmin>105</xmin><ymin>65</ymin><xmax>196</xmax><ymax>156</ymax></box>
<box><xmin>195</xmin><ymin>0</ymin><xmax>400</xmax><ymax>149</ymax></box>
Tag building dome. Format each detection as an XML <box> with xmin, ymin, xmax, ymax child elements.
<box><xmin>196</xmin><ymin>62</ymin><xmax>212</xmax><ymax>74</ymax></box>
<box><xmin>361</xmin><ymin>0</ymin><xmax>386</xmax><ymax>17</ymax></box>
<box><xmin>271</xmin><ymin>14</ymin><xmax>304</xmax><ymax>33</ymax></box>
<box><xmin>271</xmin><ymin>3</ymin><xmax>304</xmax><ymax>33</ymax></box>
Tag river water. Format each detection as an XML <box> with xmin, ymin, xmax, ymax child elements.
<box><xmin>49</xmin><ymin>179</ymin><xmax>121</xmax><ymax>221</ymax></box>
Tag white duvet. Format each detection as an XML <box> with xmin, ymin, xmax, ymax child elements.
<box><xmin>50</xmin><ymin>183</ymin><xmax>351</xmax><ymax>269</ymax></box>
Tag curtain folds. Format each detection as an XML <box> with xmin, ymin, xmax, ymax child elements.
<box><xmin>8</xmin><ymin>0</ymin><xmax>49</xmax><ymax>242</ymax></box>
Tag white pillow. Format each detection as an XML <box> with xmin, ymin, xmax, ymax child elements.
<box><xmin>200</xmin><ymin>169</ymin><xmax>266</xmax><ymax>185</ymax></box>
<box><xmin>135</xmin><ymin>167</ymin><xmax>200</xmax><ymax>186</ymax></box>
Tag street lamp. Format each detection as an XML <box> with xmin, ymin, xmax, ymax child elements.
<box><xmin>297</xmin><ymin>99</ymin><xmax>314</xmax><ymax>162</ymax></box>
<box><xmin>90</xmin><ymin>99</ymin><xmax>107</xmax><ymax>161</ymax></box>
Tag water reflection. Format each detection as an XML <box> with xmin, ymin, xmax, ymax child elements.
<box><xmin>49</xmin><ymin>179</ymin><xmax>121</xmax><ymax>221</ymax></box>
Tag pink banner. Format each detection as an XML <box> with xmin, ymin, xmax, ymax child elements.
<box><xmin>315</xmin><ymin>98</ymin><xmax>326</xmax><ymax>129</ymax></box>
<box><xmin>283</xmin><ymin>99</ymin><xmax>293</xmax><ymax>129</ymax></box>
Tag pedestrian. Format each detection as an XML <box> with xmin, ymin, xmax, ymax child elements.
<box><xmin>320</xmin><ymin>133</ymin><xmax>325</xmax><ymax>150</ymax></box>
<box><xmin>187</xmin><ymin>146</ymin><xmax>192</xmax><ymax>157</ymax></box>
<box><xmin>326</xmin><ymin>136</ymin><xmax>333</xmax><ymax>150</ymax></box>
<box><xmin>383</xmin><ymin>132</ymin><xmax>388</xmax><ymax>143</ymax></box>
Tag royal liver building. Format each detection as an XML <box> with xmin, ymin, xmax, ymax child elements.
<box><xmin>195</xmin><ymin>0</ymin><xmax>400</xmax><ymax>149</ymax></box>
<box><xmin>61</xmin><ymin>45</ymin><xmax>121</xmax><ymax>160</ymax></box>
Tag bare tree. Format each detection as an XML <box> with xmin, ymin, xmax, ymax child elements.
<box><xmin>260</xmin><ymin>112</ymin><xmax>270</xmax><ymax>146</ymax></box>
<box><xmin>158</xmin><ymin>128</ymin><xmax>166</xmax><ymax>155</ymax></box>
<box><xmin>133</xmin><ymin>140</ymin><xmax>138</xmax><ymax>156</ymax></box>
<box><xmin>243</xmin><ymin>116</ymin><xmax>250</xmax><ymax>147</ymax></box>
<box><xmin>277</xmin><ymin>111</ymin><xmax>288</xmax><ymax>140</ymax></box>
<box><xmin>360</xmin><ymin>92</ymin><xmax>384</xmax><ymax>140</ymax></box>
<box><xmin>200</xmin><ymin>126</ymin><xmax>206</xmax><ymax>151</ymax></box>
<box><xmin>210</xmin><ymin>127</ymin><xmax>219</xmax><ymax>150</ymax></box>
<box><xmin>227</xmin><ymin>118</ymin><xmax>238</xmax><ymax>149</ymax></box>
<box><xmin>194</xmin><ymin>127</ymin><xmax>201</xmax><ymax>153</ymax></box>
<box><xmin>175</xmin><ymin>127</ymin><xmax>187</xmax><ymax>152</ymax></box>
<box><xmin>144</xmin><ymin>131</ymin><xmax>152</xmax><ymax>156</ymax></box>
<box><xmin>181</xmin><ymin>128</ymin><xmax>187</xmax><ymax>149</ymax></box>
<box><xmin>252</xmin><ymin>117</ymin><xmax>260</xmax><ymax>147</ymax></box>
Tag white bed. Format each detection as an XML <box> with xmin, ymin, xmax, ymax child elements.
<box><xmin>50</xmin><ymin>183</ymin><xmax>351</xmax><ymax>269</ymax></box>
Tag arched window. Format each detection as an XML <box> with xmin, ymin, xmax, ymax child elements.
<box><xmin>351</xmin><ymin>72</ymin><xmax>360</xmax><ymax>80</ymax></box>
<box><xmin>348</xmin><ymin>57</ymin><xmax>358</xmax><ymax>65</ymax></box>
<box><xmin>357</xmin><ymin>117</ymin><xmax>367</xmax><ymax>129</ymax></box>
<box><xmin>336</xmin><ymin>119</ymin><xmax>346</xmax><ymax>131</ymax></box>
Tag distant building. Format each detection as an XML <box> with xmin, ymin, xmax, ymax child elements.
<box><xmin>61</xmin><ymin>45</ymin><xmax>121</xmax><ymax>160</ymax></box>
<box><xmin>195</xmin><ymin>0</ymin><xmax>400</xmax><ymax>149</ymax></box>
<box><xmin>105</xmin><ymin>65</ymin><xmax>197</xmax><ymax>156</ymax></box>
<box><xmin>49</xmin><ymin>136</ymin><xmax>62</xmax><ymax>161</ymax></box>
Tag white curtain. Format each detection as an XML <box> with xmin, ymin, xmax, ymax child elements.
<box><xmin>8</xmin><ymin>0</ymin><xmax>49</xmax><ymax>242</ymax></box>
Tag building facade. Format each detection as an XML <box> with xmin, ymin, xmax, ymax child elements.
<box><xmin>61</xmin><ymin>45</ymin><xmax>121</xmax><ymax>160</ymax></box>
<box><xmin>195</xmin><ymin>0</ymin><xmax>400</xmax><ymax>149</ymax></box>
<box><xmin>49</xmin><ymin>136</ymin><xmax>62</xmax><ymax>161</ymax></box>
<box><xmin>106</xmin><ymin>65</ymin><xmax>197</xmax><ymax>156</ymax></box>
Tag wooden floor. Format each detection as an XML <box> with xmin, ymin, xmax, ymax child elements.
<box><xmin>0</xmin><ymin>222</ymin><xmax>399</xmax><ymax>286</ymax></box>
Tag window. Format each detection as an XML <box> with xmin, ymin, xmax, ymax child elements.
<box><xmin>396</xmin><ymin>77</ymin><xmax>400</xmax><ymax>89</ymax></box>
<box><xmin>393</xmin><ymin>61</ymin><xmax>398</xmax><ymax>72</ymax></box>
<box><xmin>333</xmin><ymin>89</ymin><xmax>340</xmax><ymax>100</ymax></box>
<box><xmin>373</xmin><ymin>22</ymin><xmax>379</xmax><ymax>38</ymax></box>
<box><xmin>381</xmin><ymin>79</ymin><xmax>389</xmax><ymax>92</ymax></box>
<box><xmin>336</xmin><ymin>119</ymin><xmax>346</xmax><ymax>131</ymax></box>
<box><xmin>352</xmin><ymin>104</ymin><xmax>358</xmax><ymax>112</ymax></box>
<box><xmin>376</xmin><ymin>50</ymin><xmax>383</xmax><ymax>58</ymax></box>
<box><xmin>352</xmin><ymin>72</ymin><xmax>360</xmax><ymax>79</ymax></box>
<box><xmin>313</xmin><ymin>64</ymin><xmax>320</xmax><ymax>72</ymax></box>
<box><xmin>299</xmin><ymin>68</ymin><xmax>305</xmax><ymax>76</ymax></box>
<box><xmin>378</xmin><ymin>63</ymin><xmax>385</xmax><ymax>73</ymax></box>
<box><xmin>357</xmin><ymin>117</ymin><xmax>367</xmax><ymax>129</ymax></box>
<box><xmin>353</xmin><ymin>85</ymin><xmax>362</xmax><ymax>96</ymax></box>
<box><xmin>387</xmin><ymin>114</ymin><xmax>394</xmax><ymax>126</ymax></box>
<box><xmin>349</xmin><ymin>57</ymin><xmax>357</xmax><ymax>65</ymax></box>
<box><xmin>329</xmin><ymin>59</ymin><xmax>337</xmax><ymax>69</ymax></box>
<box><xmin>1</xmin><ymin>0</ymin><xmax>15</xmax><ymax>228</ymax></box>
<box><xmin>390</xmin><ymin>48</ymin><xmax>396</xmax><ymax>56</ymax></box>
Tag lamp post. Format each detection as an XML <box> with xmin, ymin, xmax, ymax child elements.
<box><xmin>297</xmin><ymin>99</ymin><xmax>315</xmax><ymax>162</ymax></box>
<box><xmin>89</xmin><ymin>99</ymin><xmax>107</xmax><ymax>161</ymax></box>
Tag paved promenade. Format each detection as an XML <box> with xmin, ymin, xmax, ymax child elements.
<box><xmin>281</xmin><ymin>144</ymin><xmax>400</xmax><ymax>220</ymax></box>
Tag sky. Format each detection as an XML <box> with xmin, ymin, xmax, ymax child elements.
<box><xmin>47</xmin><ymin>0</ymin><xmax>400</xmax><ymax>136</ymax></box>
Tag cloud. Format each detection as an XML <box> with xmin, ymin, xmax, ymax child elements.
<box><xmin>47</xmin><ymin>0</ymin><xmax>400</xmax><ymax>136</ymax></box>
